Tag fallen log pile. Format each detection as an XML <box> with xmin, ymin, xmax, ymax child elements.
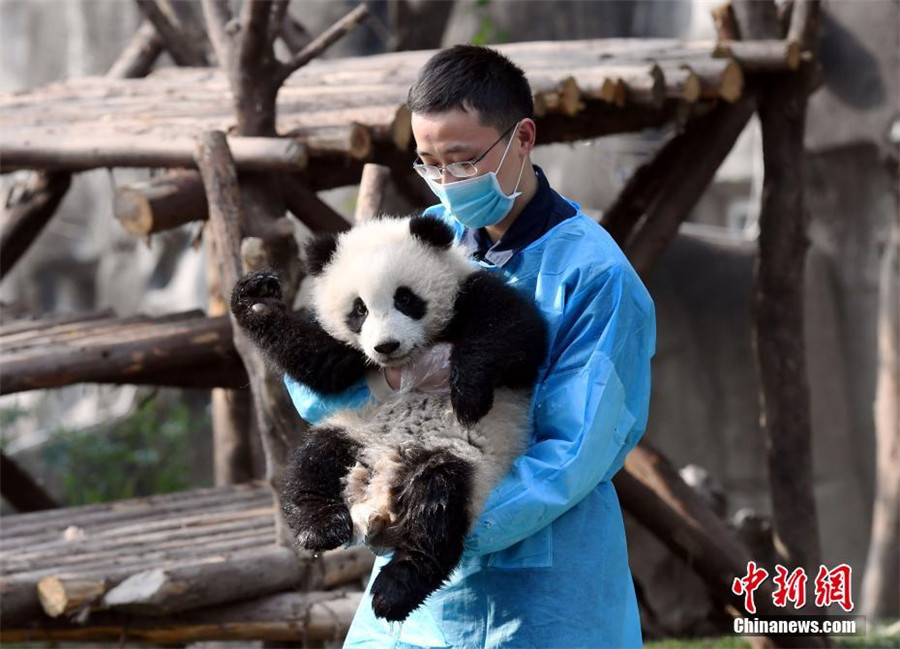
<box><xmin>0</xmin><ymin>482</ymin><xmax>373</xmax><ymax>643</ymax></box>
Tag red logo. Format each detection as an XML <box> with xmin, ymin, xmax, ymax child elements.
<box><xmin>733</xmin><ymin>562</ymin><xmax>854</xmax><ymax>613</ymax></box>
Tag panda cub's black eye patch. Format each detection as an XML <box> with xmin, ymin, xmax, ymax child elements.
<box><xmin>346</xmin><ymin>297</ymin><xmax>368</xmax><ymax>333</ymax></box>
<box><xmin>394</xmin><ymin>286</ymin><xmax>426</xmax><ymax>320</ymax></box>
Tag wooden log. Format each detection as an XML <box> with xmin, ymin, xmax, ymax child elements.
<box><xmin>106</xmin><ymin>21</ymin><xmax>164</xmax><ymax>80</ymax></box>
<box><xmin>621</xmin><ymin>64</ymin><xmax>665</xmax><ymax>108</ymax></box>
<box><xmin>114</xmin><ymin>170</ymin><xmax>209</xmax><ymax>237</ymax></box>
<box><xmin>0</xmin><ymin>482</ymin><xmax>268</xmax><ymax>536</ymax></box>
<box><xmin>615</xmin><ymin>444</ymin><xmax>830</xmax><ymax>648</ymax></box>
<box><xmin>282</xmin><ymin>178</ymin><xmax>352</xmax><ymax>234</ymax></box>
<box><xmin>135</xmin><ymin>0</ymin><xmax>212</xmax><ymax>67</ymax></box>
<box><xmin>690</xmin><ymin>58</ymin><xmax>744</xmax><ymax>103</ymax></box>
<box><xmin>0</xmin><ymin>452</ymin><xmax>59</xmax><ymax>513</ymax></box>
<box><xmin>0</xmin><ymin>309</ymin><xmax>115</xmax><ymax>337</ymax></box>
<box><xmin>38</xmin><ymin>577</ymin><xmax>107</xmax><ymax>618</ymax></box>
<box><xmin>659</xmin><ymin>64</ymin><xmax>702</xmax><ymax>103</ymax></box>
<box><xmin>285</xmin><ymin>124</ymin><xmax>372</xmax><ymax>160</ymax></box>
<box><xmin>279</xmin><ymin>12</ymin><xmax>312</xmax><ymax>54</ymax></box>
<box><xmin>0</xmin><ymin>171</ymin><xmax>72</xmax><ymax>279</ymax></box>
<box><xmin>277</xmin><ymin>4</ymin><xmax>371</xmax><ymax>83</ymax></box>
<box><xmin>9</xmin><ymin>532</ymin><xmax>276</xmax><ymax>581</ymax></box>
<box><xmin>1</xmin><ymin>590</ymin><xmax>362</xmax><ymax>643</ymax></box>
<box><xmin>624</xmin><ymin>92</ymin><xmax>758</xmax><ymax>277</ymax></box>
<box><xmin>714</xmin><ymin>39</ymin><xmax>801</xmax><ymax>71</ymax></box>
<box><xmin>354</xmin><ymin>163</ymin><xmax>391</xmax><ymax>223</ymax></box>
<box><xmin>101</xmin><ymin>546</ymin><xmax>303</xmax><ymax>615</ymax></box>
<box><xmin>0</xmin><ymin>312</ymin><xmax>246</xmax><ymax>395</ymax></box>
<box><xmin>194</xmin><ymin>131</ymin><xmax>295</xmax><ymax>485</ymax></box>
<box><xmin>0</xmin><ymin>134</ymin><xmax>308</xmax><ymax>173</ymax></box>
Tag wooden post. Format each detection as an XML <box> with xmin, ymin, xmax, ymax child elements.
<box><xmin>736</xmin><ymin>0</ymin><xmax>826</xmax><ymax>579</ymax></box>
<box><xmin>0</xmin><ymin>172</ymin><xmax>71</xmax><ymax>279</ymax></box>
<box><xmin>861</xmin><ymin>212</ymin><xmax>900</xmax><ymax>617</ymax></box>
<box><xmin>354</xmin><ymin>163</ymin><xmax>391</xmax><ymax>223</ymax></box>
<box><xmin>193</xmin><ymin>131</ymin><xmax>295</xmax><ymax>487</ymax></box>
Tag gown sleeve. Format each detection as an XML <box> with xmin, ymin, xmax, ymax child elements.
<box><xmin>464</xmin><ymin>261</ymin><xmax>656</xmax><ymax>556</ymax></box>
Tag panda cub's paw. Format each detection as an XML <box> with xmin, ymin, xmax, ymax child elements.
<box><xmin>370</xmin><ymin>559</ymin><xmax>429</xmax><ymax>622</ymax></box>
<box><xmin>451</xmin><ymin>380</ymin><xmax>495</xmax><ymax>428</ymax></box>
<box><xmin>285</xmin><ymin>502</ymin><xmax>353</xmax><ymax>552</ymax></box>
<box><xmin>230</xmin><ymin>270</ymin><xmax>285</xmax><ymax>328</ymax></box>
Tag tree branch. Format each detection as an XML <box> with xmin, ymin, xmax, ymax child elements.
<box><xmin>238</xmin><ymin>0</ymin><xmax>274</xmax><ymax>70</ymax></box>
<box><xmin>135</xmin><ymin>0</ymin><xmax>210</xmax><ymax>66</ymax></box>
<box><xmin>276</xmin><ymin>4</ymin><xmax>371</xmax><ymax>83</ymax></box>
<box><xmin>201</xmin><ymin>0</ymin><xmax>235</xmax><ymax>69</ymax></box>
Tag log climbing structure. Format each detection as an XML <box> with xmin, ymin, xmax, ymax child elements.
<box><xmin>0</xmin><ymin>2</ymin><xmax>827</xmax><ymax>645</ymax></box>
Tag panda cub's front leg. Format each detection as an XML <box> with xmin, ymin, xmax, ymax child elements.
<box><xmin>230</xmin><ymin>270</ymin><xmax>369</xmax><ymax>395</ymax></box>
<box><xmin>280</xmin><ymin>426</ymin><xmax>362</xmax><ymax>552</ymax></box>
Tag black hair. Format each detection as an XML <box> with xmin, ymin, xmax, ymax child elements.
<box><xmin>407</xmin><ymin>44</ymin><xmax>533</xmax><ymax>135</ymax></box>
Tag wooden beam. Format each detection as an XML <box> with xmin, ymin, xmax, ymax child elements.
<box><xmin>276</xmin><ymin>5</ymin><xmax>371</xmax><ymax>83</ymax></box>
<box><xmin>1</xmin><ymin>591</ymin><xmax>362</xmax><ymax>644</ymax></box>
<box><xmin>600</xmin><ymin>92</ymin><xmax>755</xmax><ymax>255</ymax></box>
<box><xmin>624</xmin><ymin>93</ymin><xmax>757</xmax><ymax>277</ymax></box>
<box><xmin>135</xmin><ymin>0</ymin><xmax>211</xmax><ymax>67</ymax></box>
<box><xmin>0</xmin><ymin>171</ymin><xmax>71</xmax><ymax>279</ymax></box>
<box><xmin>0</xmin><ymin>312</ymin><xmax>247</xmax><ymax>395</ymax></box>
<box><xmin>282</xmin><ymin>179</ymin><xmax>352</xmax><ymax>234</ymax></box>
<box><xmin>0</xmin><ymin>135</ymin><xmax>308</xmax><ymax>173</ymax></box>
<box><xmin>0</xmin><ymin>452</ymin><xmax>59</xmax><ymax>512</ymax></box>
<box><xmin>106</xmin><ymin>20</ymin><xmax>164</xmax><ymax>79</ymax></box>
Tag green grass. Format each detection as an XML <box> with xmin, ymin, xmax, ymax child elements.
<box><xmin>647</xmin><ymin>622</ymin><xmax>900</xmax><ymax>649</ymax></box>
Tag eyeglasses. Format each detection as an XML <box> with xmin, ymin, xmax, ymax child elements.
<box><xmin>413</xmin><ymin>123</ymin><xmax>517</xmax><ymax>181</ymax></box>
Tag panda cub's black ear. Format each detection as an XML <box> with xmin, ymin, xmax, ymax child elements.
<box><xmin>410</xmin><ymin>215</ymin><xmax>454</xmax><ymax>250</ymax></box>
<box><xmin>303</xmin><ymin>234</ymin><xmax>339</xmax><ymax>275</ymax></box>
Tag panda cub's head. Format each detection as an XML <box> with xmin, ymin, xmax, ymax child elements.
<box><xmin>304</xmin><ymin>215</ymin><xmax>474</xmax><ymax>368</ymax></box>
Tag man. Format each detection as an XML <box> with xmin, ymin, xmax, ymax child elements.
<box><xmin>286</xmin><ymin>45</ymin><xmax>655</xmax><ymax>648</ymax></box>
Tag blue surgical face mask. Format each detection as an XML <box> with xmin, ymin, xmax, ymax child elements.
<box><xmin>424</xmin><ymin>123</ymin><xmax>527</xmax><ymax>229</ymax></box>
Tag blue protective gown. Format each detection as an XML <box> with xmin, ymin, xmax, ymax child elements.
<box><xmin>285</xmin><ymin>178</ymin><xmax>656</xmax><ymax>649</ymax></box>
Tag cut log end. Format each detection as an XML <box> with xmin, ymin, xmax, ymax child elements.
<box><xmin>113</xmin><ymin>188</ymin><xmax>154</xmax><ymax>237</ymax></box>
<box><xmin>392</xmin><ymin>105</ymin><xmax>412</xmax><ymax>151</ymax></box>
<box><xmin>720</xmin><ymin>60</ymin><xmax>744</xmax><ymax>103</ymax></box>
<box><xmin>38</xmin><ymin>577</ymin><xmax>107</xmax><ymax>618</ymax></box>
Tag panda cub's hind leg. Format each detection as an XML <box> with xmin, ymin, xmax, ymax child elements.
<box><xmin>280</xmin><ymin>426</ymin><xmax>360</xmax><ymax>552</ymax></box>
<box><xmin>370</xmin><ymin>447</ymin><xmax>474</xmax><ymax>622</ymax></box>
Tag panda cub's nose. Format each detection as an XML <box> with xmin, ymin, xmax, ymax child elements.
<box><xmin>374</xmin><ymin>340</ymin><xmax>400</xmax><ymax>354</ymax></box>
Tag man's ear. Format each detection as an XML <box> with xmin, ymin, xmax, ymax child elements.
<box><xmin>516</xmin><ymin>118</ymin><xmax>537</xmax><ymax>155</ymax></box>
<box><xmin>303</xmin><ymin>234</ymin><xmax>339</xmax><ymax>275</ymax></box>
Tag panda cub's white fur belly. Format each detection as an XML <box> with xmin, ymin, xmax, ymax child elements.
<box><xmin>320</xmin><ymin>388</ymin><xmax>531</xmax><ymax>545</ymax></box>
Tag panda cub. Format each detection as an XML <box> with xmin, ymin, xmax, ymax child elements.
<box><xmin>230</xmin><ymin>214</ymin><xmax>547</xmax><ymax>622</ymax></box>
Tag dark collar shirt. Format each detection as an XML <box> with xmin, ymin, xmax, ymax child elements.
<box><xmin>460</xmin><ymin>165</ymin><xmax>576</xmax><ymax>268</ymax></box>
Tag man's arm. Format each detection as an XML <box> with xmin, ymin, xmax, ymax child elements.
<box><xmin>464</xmin><ymin>263</ymin><xmax>656</xmax><ymax>556</ymax></box>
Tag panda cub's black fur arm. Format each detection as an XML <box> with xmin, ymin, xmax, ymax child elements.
<box><xmin>442</xmin><ymin>270</ymin><xmax>549</xmax><ymax>427</ymax></box>
<box><xmin>230</xmin><ymin>271</ymin><xmax>369</xmax><ymax>395</ymax></box>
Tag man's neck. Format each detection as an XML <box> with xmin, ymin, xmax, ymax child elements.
<box><xmin>484</xmin><ymin>161</ymin><xmax>537</xmax><ymax>244</ymax></box>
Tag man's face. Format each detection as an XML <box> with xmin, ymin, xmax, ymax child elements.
<box><xmin>411</xmin><ymin>108</ymin><xmax>526</xmax><ymax>194</ymax></box>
